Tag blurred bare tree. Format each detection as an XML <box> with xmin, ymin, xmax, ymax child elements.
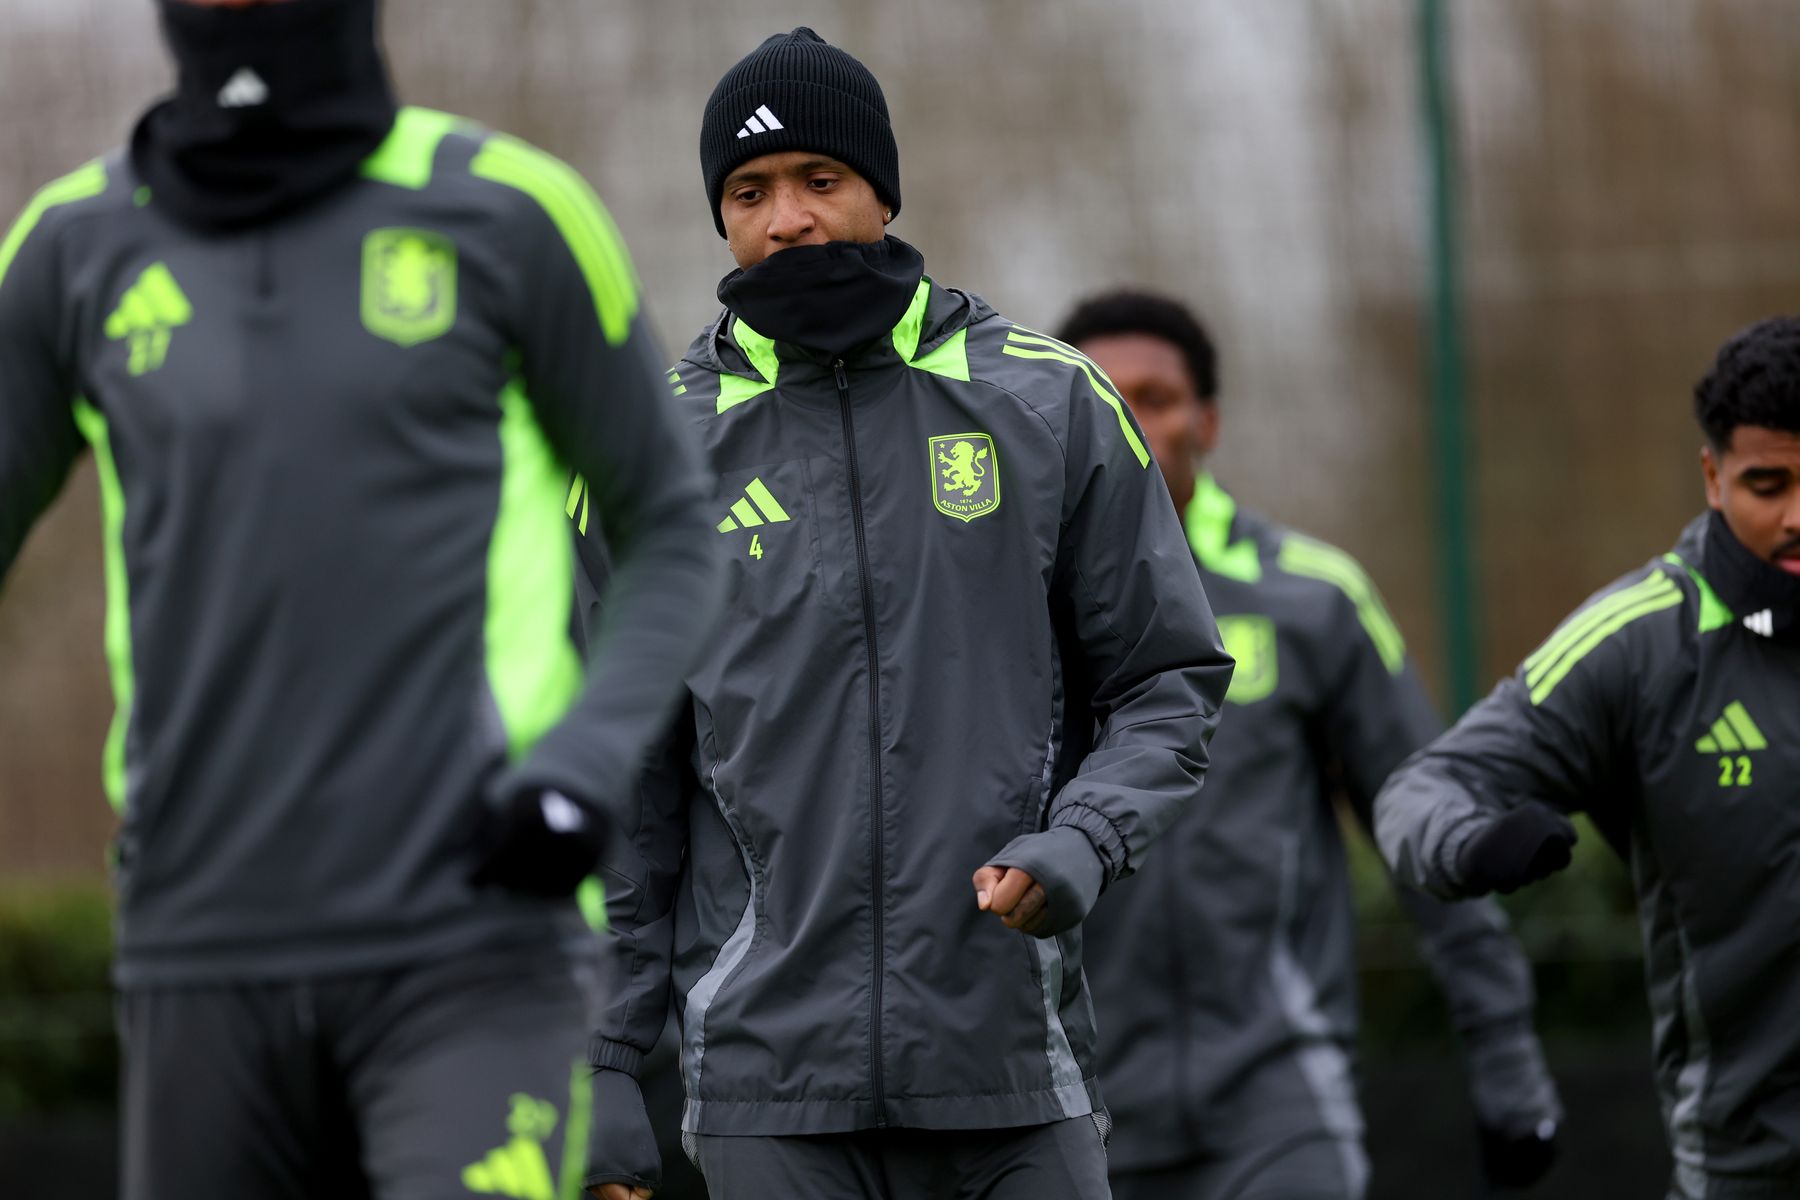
<box><xmin>2</xmin><ymin>0</ymin><xmax>1797</xmax><ymax>877</ymax></box>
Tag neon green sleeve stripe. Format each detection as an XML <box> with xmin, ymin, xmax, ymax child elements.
<box><xmin>575</xmin><ymin>876</ymin><xmax>607</xmax><ymax>932</ymax></box>
<box><xmin>1528</xmin><ymin>586</ymin><xmax>1683</xmax><ymax>705</ymax></box>
<box><xmin>470</xmin><ymin>135</ymin><xmax>639</xmax><ymax>346</ymax></box>
<box><xmin>0</xmin><ymin>160</ymin><xmax>107</xmax><ymax>292</ymax></box>
<box><xmin>1005</xmin><ymin>328</ymin><xmax>1109</xmax><ymax>372</ymax></box>
<box><xmin>487</xmin><ymin>379</ymin><xmax>585</xmax><ymax>758</ymax></box>
<box><xmin>557</xmin><ymin>1057</ymin><xmax>596</xmax><ymax>1200</ymax></box>
<box><xmin>361</xmin><ymin>106</ymin><xmax>466</xmax><ymax>189</ymax></box>
<box><xmin>999</xmin><ymin>344</ymin><xmax>1151</xmax><ymax>467</ymax></box>
<box><xmin>1523</xmin><ymin>574</ymin><xmax>1675</xmax><ymax>685</ymax></box>
<box><xmin>1277</xmin><ymin>536</ymin><xmax>1406</xmax><ymax>674</ymax></box>
<box><xmin>71</xmin><ymin>399</ymin><xmax>134</xmax><ymax>814</ymax></box>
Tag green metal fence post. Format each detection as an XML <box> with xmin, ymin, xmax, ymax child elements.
<box><xmin>1418</xmin><ymin>0</ymin><xmax>1481</xmax><ymax>714</ymax></box>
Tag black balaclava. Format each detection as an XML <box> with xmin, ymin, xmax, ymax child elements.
<box><xmin>131</xmin><ymin>0</ymin><xmax>398</xmax><ymax>232</ymax></box>
<box><xmin>718</xmin><ymin>236</ymin><xmax>925</xmax><ymax>360</ymax></box>
<box><xmin>1703</xmin><ymin>508</ymin><xmax>1800</xmax><ymax>643</ymax></box>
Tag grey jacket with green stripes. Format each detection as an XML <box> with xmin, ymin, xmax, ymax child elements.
<box><xmin>0</xmin><ymin>108</ymin><xmax>722</xmax><ymax>984</ymax></box>
<box><xmin>586</xmin><ymin>272</ymin><xmax>1234</xmax><ymax>1135</ymax></box>
<box><xmin>1377</xmin><ymin>515</ymin><xmax>1800</xmax><ymax>1198</ymax></box>
<box><xmin>1085</xmin><ymin>478</ymin><xmax>1559</xmax><ymax>1176</ymax></box>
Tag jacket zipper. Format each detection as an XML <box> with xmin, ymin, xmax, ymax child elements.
<box><xmin>836</xmin><ymin>357</ymin><xmax>887</xmax><ymax>1125</ymax></box>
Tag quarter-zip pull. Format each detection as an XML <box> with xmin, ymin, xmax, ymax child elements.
<box><xmin>833</xmin><ymin>358</ymin><xmax>848</xmax><ymax>392</ymax></box>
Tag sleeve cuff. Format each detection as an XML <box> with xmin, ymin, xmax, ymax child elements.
<box><xmin>1048</xmin><ymin>803</ymin><xmax>1128</xmax><ymax>883</ymax></box>
<box><xmin>588</xmin><ymin>1036</ymin><xmax>646</xmax><ymax>1078</ymax></box>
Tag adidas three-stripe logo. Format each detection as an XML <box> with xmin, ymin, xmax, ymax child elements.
<box><xmin>217</xmin><ymin>67</ymin><xmax>268</xmax><ymax>109</ymax></box>
<box><xmin>1744</xmin><ymin>608</ymin><xmax>1775</xmax><ymax>637</ymax></box>
<box><xmin>717</xmin><ymin>478</ymin><xmax>791</xmax><ymax>532</ymax></box>
<box><xmin>1695</xmin><ymin>701</ymin><xmax>1768</xmax><ymax>753</ymax></box>
<box><xmin>736</xmin><ymin>105</ymin><xmax>786</xmax><ymax>138</ymax></box>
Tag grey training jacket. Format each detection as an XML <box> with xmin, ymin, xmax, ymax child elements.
<box><xmin>1377</xmin><ymin>515</ymin><xmax>1800</xmax><ymax>1199</ymax></box>
<box><xmin>1084</xmin><ymin>478</ymin><xmax>1559</xmax><ymax>1174</ymax></box>
<box><xmin>0</xmin><ymin>107</ymin><xmax>723</xmax><ymax>984</ymax></box>
<box><xmin>585</xmin><ymin>272</ymin><xmax>1233</xmax><ymax>1136</ymax></box>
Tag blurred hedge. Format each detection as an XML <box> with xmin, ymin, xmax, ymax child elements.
<box><xmin>1347</xmin><ymin>811</ymin><xmax>1648</xmax><ymax>1052</ymax></box>
<box><xmin>0</xmin><ymin>883</ymin><xmax>116</xmax><ymax>1115</ymax></box>
<box><xmin>0</xmin><ymin>824</ymin><xmax>1646</xmax><ymax>1116</ymax></box>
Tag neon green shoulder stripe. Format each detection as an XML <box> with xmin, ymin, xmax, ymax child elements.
<box><xmin>1525</xmin><ymin>573</ymin><xmax>1682</xmax><ymax>706</ymax></box>
<box><xmin>0</xmin><ymin>159</ymin><xmax>107</xmax><ymax>292</ymax></box>
<box><xmin>1523</xmin><ymin>572</ymin><xmax>1676</xmax><ymax>683</ymax></box>
<box><xmin>488</xmin><ymin>378</ymin><xmax>585</xmax><ymax>758</ymax></box>
<box><xmin>361</xmin><ymin>106</ymin><xmax>469</xmax><ymax>189</ymax></box>
<box><xmin>999</xmin><ymin>328</ymin><xmax>1150</xmax><ymax>467</ymax></box>
<box><xmin>1277</xmin><ymin>534</ymin><xmax>1405</xmax><ymax>673</ymax></box>
<box><xmin>470</xmin><ymin>135</ymin><xmax>639</xmax><ymax>346</ymax></box>
<box><xmin>71</xmin><ymin>398</ymin><xmax>134</xmax><ymax>814</ymax></box>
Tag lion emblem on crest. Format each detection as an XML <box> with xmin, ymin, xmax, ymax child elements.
<box><xmin>927</xmin><ymin>432</ymin><xmax>1001</xmax><ymax>522</ymax></box>
<box><xmin>938</xmin><ymin>439</ymin><xmax>990</xmax><ymax>497</ymax></box>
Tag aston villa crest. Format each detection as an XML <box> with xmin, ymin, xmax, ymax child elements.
<box><xmin>1217</xmin><ymin>614</ymin><xmax>1278</xmax><ymax>705</ymax></box>
<box><xmin>929</xmin><ymin>431</ymin><xmax>1000</xmax><ymax>522</ymax></box>
<box><xmin>361</xmin><ymin>227</ymin><xmax>457</xmax><ymax>347</ymax></box>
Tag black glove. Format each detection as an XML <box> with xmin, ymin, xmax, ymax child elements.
<box><xmin>1454</xmin><ymin>805</ymin><xmax>1576</xmax><ymax>895</ymax></box>
<box><xmin>985</xmin><ymin>826</ymin><xmax>1106</xmax><ymax>938</ymax></box>
<box><xmin>1478</xmin><ymin>1117</ymin><xmax>1559</xmax><ymax>1189</ymax></box>
<box><xmin>469</xmin><ymin>788</ymin><xmax>605</xmax><ymax>897</ymax></box>
<box><xmin>584</xmin><ymin>1068</ymin><xmax>663</xmax><ymax>1193</ymax></box>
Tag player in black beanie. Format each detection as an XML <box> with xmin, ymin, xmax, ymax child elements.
<box><xmin>583</xmin><ymin>23</ymin><xmax>1231</xmax><ymax>1200</ymax></box>
<box><xmin>698</xmin><ymin>27</ymin><xmax>899</xmax><ymax>239</ymax></box>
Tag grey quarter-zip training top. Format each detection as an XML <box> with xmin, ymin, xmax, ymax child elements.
<box><xmin>0</xmin><ymin>107</ymin><xmax>723</xmax><ymax>984</ymax></box>
<box><xmin>1084</xmin><ymin>477</ymin><xmax>1559</xmax><ymax>1176</ymax></box>
<box><xmin>1378</xmin><ymin>516</ymin><xmax>1800</xmax><ymax>1199</ymax></box>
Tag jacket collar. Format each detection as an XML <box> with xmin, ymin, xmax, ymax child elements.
<box><xmin>696</xmin><ymin>276</ymin><xmax>989</xmax><ymax>412</ymax></box>
<box><xmin>1183</xmin><ymin>474</ymin><xmax>1263</xmax><ymax>582</ymax></box>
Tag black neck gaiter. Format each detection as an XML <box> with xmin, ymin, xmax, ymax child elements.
<box><xmin>1703</xmin><ymin>508</ymin><xmax>1800</xmax><ymax>642</ymax></box>
<box><xmin>717</xmin><ymin>236</ymin><xmax>926</xmax><ymax>359</ymax></box>
<box><xmin>130</xmin><ymin>0</ymin><xmax>398</xmax><ymax>232</ymax></box>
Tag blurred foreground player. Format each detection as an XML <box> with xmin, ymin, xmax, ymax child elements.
<box><xmin>0</xmin><ymin>1</ymin><xmax>722</xmax><ymax>1196</ymax></box>
<box><xmin>1060</xmin><ymin>290</ymin><xmax>1562</xmax><ymax>1199</ymax></box>
<box><xmin>1378</xmin><ymin>316</ymin><xmax>1800</xmax><ymax>1200</ymax></box>
<box><xmin>580</xmin><ymin>28</ymin><xmax>1232</xmax><ymax>1200</ymax></box>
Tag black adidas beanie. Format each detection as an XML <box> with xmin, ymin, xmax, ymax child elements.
<box><xmin>700</xmin><ymin>27</ymin><xmax>900</xmax><ymax>238</ymax></box>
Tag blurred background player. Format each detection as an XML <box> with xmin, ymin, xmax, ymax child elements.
<box><xmin>579</xmin><ymin>28</ymin><xmax>1232</xmax><ymax>1200</ymax></box>
<box><xmin>1377</xmin><ymin>315</ymin><xmax>1800</xmax><ymax>1200</ymax></box>
<box><xmin>0</xmin><ymin>0</ymin><xmax>722</xmax><ymax>1196</ymax></box>
<box><xmin>1058</xmin><ymin>290</ymin><xmax>1562</xmax><ymax>1200</ymax></box>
